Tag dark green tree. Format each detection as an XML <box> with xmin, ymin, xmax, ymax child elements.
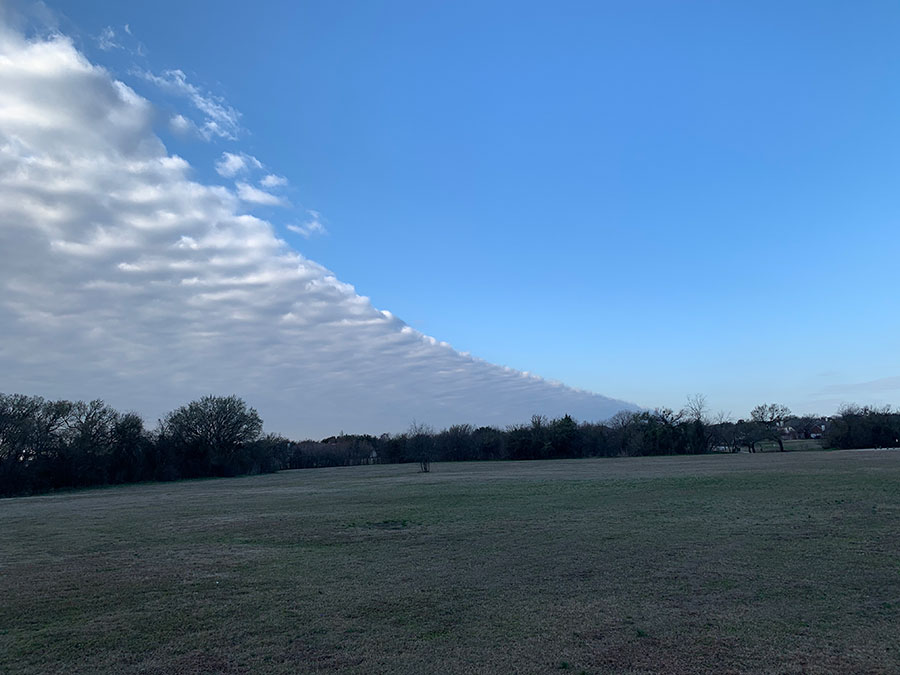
<box><xmin>160</xmin><ymin>395</ymin><xmax>263</xmax><ymax>477</ymax></box>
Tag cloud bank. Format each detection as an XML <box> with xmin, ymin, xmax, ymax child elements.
<box><xmin>138</xmin><ymin>66</ymin><xmax>241</xmax><ymax>140</ymax></box>
<box><xmin>0</xmin><ymin>26</ymin><xmax>636</xmax><ymax>438</ymax></box>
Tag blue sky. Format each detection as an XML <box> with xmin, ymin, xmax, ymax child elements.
<box><xmin>2</xmin><ymin>1</ymin><xmax>899</xmax><ymax>433</ymax></box>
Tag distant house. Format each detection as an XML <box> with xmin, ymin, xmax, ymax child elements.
<box><xmin>777</xmin><ymin>420</ymin><xmax>827</xmax><ymax>441</ymax></box>
<box><xmin>776</xmin><ymin>422</ymin><xmax>797</xmax><ymax>440</ymax></box>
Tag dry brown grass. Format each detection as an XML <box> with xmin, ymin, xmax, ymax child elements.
<box><xmin>2</xmin><ymin>450</ymin><xmax>899</xmax><ymax>673</ymax></box>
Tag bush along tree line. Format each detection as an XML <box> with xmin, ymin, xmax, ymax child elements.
<box><xmin>1</xmin><ymin>392</ymin><xmax>899</xmax><ymax>497</ymax></box>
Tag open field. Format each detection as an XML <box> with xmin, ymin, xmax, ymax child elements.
<box><xmin>2</xmin><ymin>451</ymin><xmax>900</xmax><ymax>674</ymax></box>
<box><xmin>752</xmin><ymin>439</ymin><xmax>825</xmax><ymax>453</ymax></box>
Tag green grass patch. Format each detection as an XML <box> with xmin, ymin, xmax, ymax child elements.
<box><xmin>2</xmin><ymin>451</ymin><xmax>899</xmax><ymax>673</ymax></box>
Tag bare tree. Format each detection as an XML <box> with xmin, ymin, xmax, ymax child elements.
<box><xmin>408</xmin><ymin>421</ymin><xmax>434</xmax><ymax>473</ymax></box>
<box><xmin>748</xmin><ymin>403</ymin><xmax>792</xmax><ymax>452</ymax></box>
<box><xmin>750</xmin><ymin>403</ymin><xmax>791</xmax><ymax>426</ymax></box>
<box><xmin>681</xmin><ymin>394</ymin><xmax>716</xmax><ymax>454</ymax></box>
<box><xmin>683</xmin><ymin>393</ymin><xmax>709</xmax><ymax>424</ymax></box>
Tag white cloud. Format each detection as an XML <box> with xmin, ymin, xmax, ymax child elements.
<box><xmin>96</xmin><ymin>26</ymin><xmax>121</xmax><ymax>51</ymax></box>
<box><xmin>236</xmin><ymin>181</ymin><xmax>285</xmax><ymax>206</ymax></box>
<box><xmin>261</xmin><ymin>173</ymin><xmax>288</xmax><ymax>188</ymax></box>
<box><xmin>137</xmin><ymin>67</ymin><xmax>241</xmax><ymax>140</ymax></box>
<box><xmin>94</xmin><ymin>23</ymin><xmax>146</xmax><ymax>58</ymax></box>
<box><xmin>169</xmin><ymin>113</ymin><xmax>194</xmax><ymax>135</ymax></box>
<box><xmin>287</xmin><ymin>210</ymin><xmax>326</xmax><ymax>238</ymax></box>
<box><xmin>216</xmin><ymin>151</ymin><xmax>262</xmax><ymax>178</ymax></box>
<box><xmin>0</xmin><ymin>25</ymin><xmax>637</xmax><ymax>438</ymax></box>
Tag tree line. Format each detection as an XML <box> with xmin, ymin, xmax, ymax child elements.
<box><xmin>1</xmin><ymin>392</ymin><xmax>898</xmax><ymax>497</ymax></box>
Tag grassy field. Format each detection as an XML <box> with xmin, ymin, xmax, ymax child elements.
<box><xmin>756</xmin><ymin>439</ymin><xmax>825</xmax><ymax>453</ymax></box>
<box><xmin>2</xmin><ymin>451</ymin><xmax>899</xmax><ymax>674</ymax></box>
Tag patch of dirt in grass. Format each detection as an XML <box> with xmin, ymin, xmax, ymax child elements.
<box><xmin>350</xmin><ymin>519</ymin><xmax>416</xmax><ymax>530</ymax></box>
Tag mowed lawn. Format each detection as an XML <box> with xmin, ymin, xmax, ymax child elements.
<box><xmin>2</xmin><ymin>452</ymin><xmax>899</xmax><ymax>674</ymax></box>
